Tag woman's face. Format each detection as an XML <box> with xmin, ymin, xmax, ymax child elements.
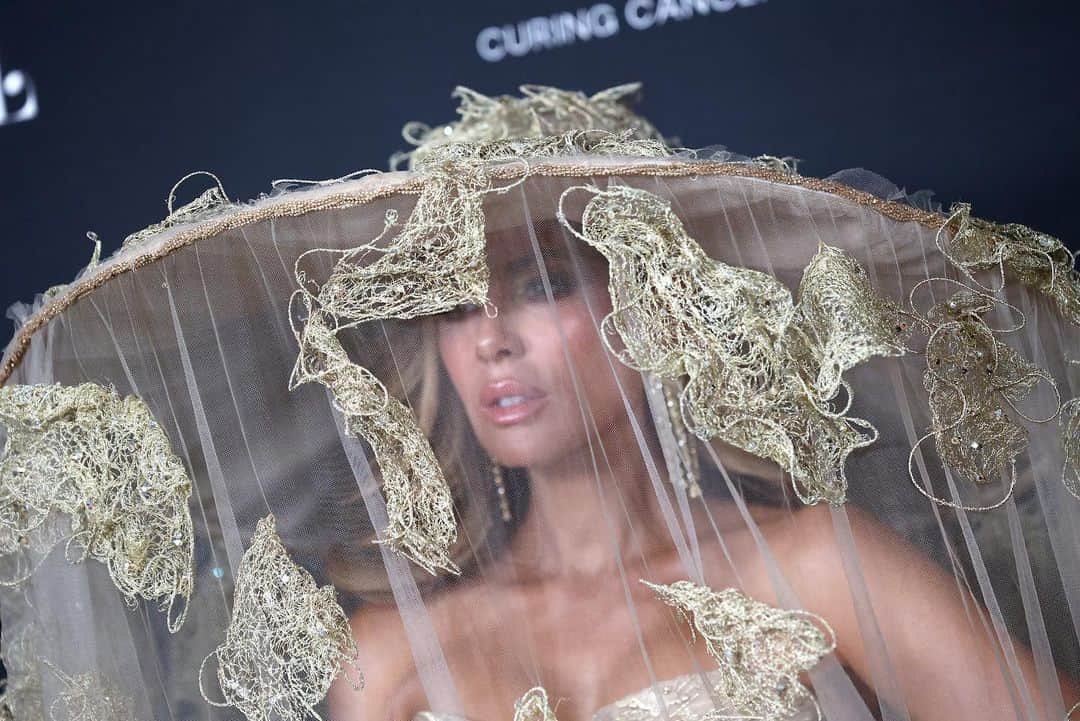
<box><xmin>436</xmin><ymin>220</ymin><xmax>645</xmax><ymax>470</ymax></box>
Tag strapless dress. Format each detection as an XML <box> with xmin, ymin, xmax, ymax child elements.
<box><xmin>412</xmin><ymin>671</ymin><xmax>820</xmax><ymax>721</ymax></box>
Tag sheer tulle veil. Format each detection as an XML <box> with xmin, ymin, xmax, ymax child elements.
<box><xmin>1</xmin><ymin>83</ymin><xmax>1078</xmax><ymax>721</ymax></box>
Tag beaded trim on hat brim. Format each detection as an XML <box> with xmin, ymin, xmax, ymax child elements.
<box><xmin>0</xmin><ymin>157</ymin><xmax>946</xmax><ymax>387</ymax></box>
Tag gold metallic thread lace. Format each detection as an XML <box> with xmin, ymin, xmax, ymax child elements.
<box><xmin>561</xmin><ymin>184</ymin><xmax>910</xmax><ymax>505</ymax></box>
<box><xmin>200</xmin><ymin>514</ymin><xmax>363</xmax><ymax>721</ymax></box>
<box><xmin>906</xmin><ymin>284</ymin><xmax>1059</xmax><ymax>510</ymax></box>
<box><xmin>292</xmin><ymin>307</ymin><xmax>463</xmax><ymax>575</ymax></box>
<box><xmin>122</xmin><ymin>172</ymin><xmax>230</xmax><ymax>250</ymax></box>
<box><xmin>291</xmin><ymin>130</ymin><xmax>671</xmax><ymax>575</ymax></box>
<box><xmin>643</xmin><ymin>580</ymin><xmax>835</xmax><ymax>721</ymax></box>
<box><xmin>290</xmin><ymin>156</ymin><xmax>492</xmax><ymax>576</ymax></box>
<box><xmin>392</xmin><ymin>82</ymin><xmax>667</xmax><ymax>170</ymax></box>
<box><xmin>0</xmin><ymin>383</ymin><xmax>194</xmax><ymax>631</ymax></box>
<box><xmin>513</xmin><ymin>687</ymin><xmax>559</xmax><ymax>721</ymax></box>
<box><xmin>1060</xmin><ymin>397</ymin><xmax>1080</xmax><ymax>500</ymax></box>
<box><xmin>939</xmin><ymin>202</ymin><xmax>1080</xmax><ymax>327</ymax></box>
<box><xmin>603</xmin><ymin>673</ymin><xmax>732</xmax><ymax>721</ymax></box>
<box><xmin>414</xmin><ymin>129</ymin><xmax>670</xmax><ymax>168</ymax></box>
<box><xmin>42</xmin><ymin>662</ymin><xmax>136</xmax><ymax>721</ymax></box>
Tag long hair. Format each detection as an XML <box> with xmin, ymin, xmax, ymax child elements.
<box><xmin>324</xmin><ymin>227</ymin><xmax>787</xmax><ymax>607</ymax></box>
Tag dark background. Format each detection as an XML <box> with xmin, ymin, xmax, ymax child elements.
<box><xmin>1</xmin><ymin>0</ymin><xmax>1078</xmax><ymax>338</ymax></box>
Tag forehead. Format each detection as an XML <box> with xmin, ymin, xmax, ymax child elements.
<box><xmin>484</xmin><ymin>217</ymin><xmax>577</xmax><ymax>271</ymax></box>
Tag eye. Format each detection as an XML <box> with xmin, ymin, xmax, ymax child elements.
<box><xmin>440</xmin><ymin>302</ymin><xmax>482</xmax><ymax>322</ymax></box>
<box><xmin>521</xmin><ymin>272</ymin><xmax>576</xmax><ymax>301</ymax></box>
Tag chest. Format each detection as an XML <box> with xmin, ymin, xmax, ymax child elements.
<box><xmin>410</xmin><ymin>567</ymin><xmax>732</xmax><ymax>721</ymax></box>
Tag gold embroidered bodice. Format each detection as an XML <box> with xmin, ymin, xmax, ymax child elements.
<box><xmin>411</xmin><ymin>672</ymin><xmax>820</xmax><ymax>721</ymax></box>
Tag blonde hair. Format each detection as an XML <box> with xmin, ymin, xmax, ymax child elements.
<box><xmin>323</xmin><ymin>237</ymin><xmax>785</xmax><ymax>607</ymax></box>
<box><xmin>324</xmin><ymin>315</ymin><xmax>512</xmax><ymax>605</ymax></box>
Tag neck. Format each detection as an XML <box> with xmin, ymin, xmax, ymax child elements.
<box><xmin>501</xmin><ymin>412</ymin><xmax>672</xmax><ymax>581</ymax></box>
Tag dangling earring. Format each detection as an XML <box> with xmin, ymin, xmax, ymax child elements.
<box><xmin>660</xmin><ymin>377</ymin><xmax>702</xmax><ymax>498</ymax></box>
<box><xmin>492</xmin><ymin>458</ymin><xmax>513</xmax><ymax>522</ymax></box>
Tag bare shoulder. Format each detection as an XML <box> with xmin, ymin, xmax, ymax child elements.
<box><xmin>752</xmin><ymin>502</ymin><xmax>936</xmax><ymax>626</ymax></box>
<box><xmin>327</xmin><ymin>600</ymin><xmax>415</xmax><ymax>721</ymax></box>
<box><xmin>762</xmin><ymin>502</ymin><xmax>903</xmax><ymax>562</ymax></box>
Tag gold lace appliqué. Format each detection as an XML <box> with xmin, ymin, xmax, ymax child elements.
<box><xmin>392</xmin><ymin>82</ymin><xmax>666</xmax><ymax>170</ymax></box>
<box><xmin>939</xmin><ymin>203</ymin><xmax>1080</xmax><ymax>327</ymax></box>
<box><xmin>1060</xmin><ymin>397</ymin><xmax>1080</xmax><ymax>500</ymax></box>
<box><xmin>122</xmin><ymin>172</ymin><xmax>230</xmax><ymax>250</ymax></box>
<box><xmin>0</xmin><ymin>383</ymin><xmax>194</xmax><ymax>631</ymax></box>
<box><xmin>414</xmin><ymin>129</ymin><xmax>670</xmax><ymax>168</ymax></box>
<box><xmin>513</xmin><ymin>687</ymin><xmax>559</xmax><ymax>721</ymax></box>
<box><xmin>292</xmin><ymin>127</ymin><xmax>673</xmax><ymax>576</ymax></box>
<box><xmin>200</xmin><ymin>514</ymin><xmax>363</xmax><ymax>721</ymax></box>
<box><xmin>43</xmin><ymin>662</ymin><xmax>136</xmax><ymax>721</ymax></box>
<box><xmin>290</xmin><ymin>154</ymin><xmax>494</xmax><ymax>576</ymax></box>
<box><xmin>644</xmin><ymin>580</ymin><xmax>834</xmax><ymax>721</ymax></box>
<box><xmin>562</xmin><ymin>184</ymin><xmax>910</xmax><ymax>505</ymax></box>
<box><xmin>907</xmin><ymin>286</ymin><xmax>1058</xmax><ymax>510</ymax></box>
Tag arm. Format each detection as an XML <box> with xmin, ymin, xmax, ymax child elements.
<box><xmin>778</xmin><ymin>504</ymin><xmax>1079</xmax><ymax>721</ymax></box>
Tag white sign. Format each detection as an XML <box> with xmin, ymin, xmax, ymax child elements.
<box><xmin>477</xmin><ymin>0</ymin><xmax>766</xmax><ymax>62</ymax></box>
<box><xmin>0</xmin><ymin>54</ymin><xmax>38</xmax><ymax>126</ymax></box>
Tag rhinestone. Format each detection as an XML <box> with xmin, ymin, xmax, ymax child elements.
<box><xmin>211</xmin><ymin>566</ymin><xmax>224</xmax><ymax>579</ymax></box>
<box><xmin>969</xmin><ymin>441</ymin><xmax>981</xmax><ymax>451</ymax></box>
<box><xmin>994</xmin><ymin>409</ymin><xmax>1004</xmax><ymax>418</ymax></box>
<box><xmin>775</xmin><ymin>678</ymin><xmax>788</xmax><ymax>693</ymax></box>
<box><xmin>171</xmin><ymin>533</ymin><xmax>184</xmax><ymax>547</ymax></box>
<box><xmin>1038</xmin><ymin>235</ymin><xmax>1054</xmax><ymax>249</ymax></box>
<box><xmin>723</xmin><ymin>647</ymin><xmax>738</xmax><ymax>663</ymax></box>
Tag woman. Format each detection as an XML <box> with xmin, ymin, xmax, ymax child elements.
<box><xmin>2</xmin><ymin>83</ymin><xmax>1077</xmax><ymax>721</ymax></box>
<box><xmin>327</xmin><ymin>211</ymin><xmax>1080</xmax><ymax>721</ymax></box>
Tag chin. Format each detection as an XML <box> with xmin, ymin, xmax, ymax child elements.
<box><xmin>481</xmin><ymin>429</ymin><xmax>574</xmax><ymax>470</ymax></box>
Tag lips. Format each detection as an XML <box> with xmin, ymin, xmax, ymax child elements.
<box><xmin>480</xmin><ymin>378</ymin><xmax>548</xmax><ymax>426</ymax></box>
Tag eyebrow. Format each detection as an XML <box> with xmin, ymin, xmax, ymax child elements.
<box><xmin>494</xmin><ymin>220</ymin><xmax>573</xmax><ymax>273</ymax></box>
<box><xmin>503</xmin><ymin>250</ymin><xmax>571</xmax><ymax>274</ymax></box>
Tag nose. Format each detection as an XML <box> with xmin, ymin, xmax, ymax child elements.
<box><xmin>475</xmin><ymin>311</ymin><xmax>524</xmax><ymax>363</ymax></box>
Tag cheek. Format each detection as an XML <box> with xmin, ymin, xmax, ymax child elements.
<box><xmin>436</xmin><ymin>324</ymin><xmax>473</xmax><ymax>396</ymax></box>
<box><xmin>555</xmin><ymin>292</ymin><xmax>642</xmax><ymax>411</ymax></box>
